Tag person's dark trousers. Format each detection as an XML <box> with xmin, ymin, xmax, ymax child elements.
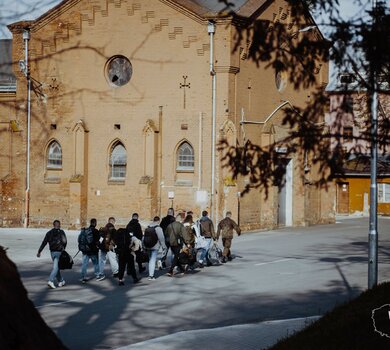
<box><xmin>137</xmin><ymin>261</ymin><xmax>144</xmax><ymax>272</ymax></box>
<box><xmin>129</xmin><ymin>253</ymin><xmax>144</xmax><ymax>274</ymax></box>
<box><xmin>161</xmin><ymin>241</ymin><xmax>171</xmax><ymax>267</ymax></box>
<box><xmin>118</xmin><ymin>251</ymin><xmax>138</xmax><ymax>281</ymax></box>
<box><xmin>169</xmin><ymin>245</ymin><xmax>184</xmax><ymax>274</ymax></box>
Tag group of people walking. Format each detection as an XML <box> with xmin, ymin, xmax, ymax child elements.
<box><xmin>37</xmin><ymin>209</ymin><xmax>241</xmax><ymax>289</ymax></box>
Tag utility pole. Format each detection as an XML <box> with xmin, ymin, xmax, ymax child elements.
<box><xmin>368</xmin><ymin>0</ymin><xmax>378</xmax><ymax>289</ymax></box>
<box><xmin>22</xmin><ymin>29</ymin><xmax>31</xmax><ymax>228</ymax></box>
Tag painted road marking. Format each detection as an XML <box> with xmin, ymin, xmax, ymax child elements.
<box><xmin>35</xmin><ymin>297</ymin><xmax>91</xmax><ymax>309</ymax></box>
<box><xmin>254</xmin><ymin>258</ymin><xmax>294</xmax><ymax>266</ymax></box>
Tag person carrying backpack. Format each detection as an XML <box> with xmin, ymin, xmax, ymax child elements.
<box><xmin>114</xmin><ymin>228</ymin><xmax>140</xmax><ymax>286</ymax></box>
<box><xmin>143</xmin><ymin>216</ymin><xmax>166</xmax><ymax>280</ymax></box>
<box><xmin>126</xmin><ymin>213</ymin><xmax>145</xmax><ymax>273</ymax></box>
<box><xmin>37</xmin><ymin>220</ymin><xmax>67</xmax><ymax>289</ymax></box>
<box><xmin>97</xmin><ymin>217</ymin><xmax>119</xmax><ymax>280</ymax></box>
<box><xmin>78</xmin><ymin>218</ymin><xmax>100</xmax><ymax>283</ymax></box>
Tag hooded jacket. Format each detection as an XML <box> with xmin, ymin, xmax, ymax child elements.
<box><xmin>126</xmin><ymin>219</ymin><xmax>143</xmax><ymax>240</ymax></box>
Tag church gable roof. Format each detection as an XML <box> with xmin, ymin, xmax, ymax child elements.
<box><xmin>170</xmin><ymin>0</ymin><xmax>269</xmax><ymax>18</ymax></box>
<box><xmin>8</xmin><ymin>0</ymin><xmax>272</xmax><ymax>33</ymax></box>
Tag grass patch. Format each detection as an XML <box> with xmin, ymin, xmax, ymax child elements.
<box><xmin>269</xmin><ymin>282</ymin><xmax>390</xmax><ymax>350</ymax></box>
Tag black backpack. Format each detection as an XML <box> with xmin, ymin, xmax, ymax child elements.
<box><xmin>143</xmin><ymin>226</ymin><xmax>158</xmax><ymax>248</ymax></box>
<box><xmin>58</xmin><ymin>251</ymin><xmax>74</xmax><ymax>270</ymax></box>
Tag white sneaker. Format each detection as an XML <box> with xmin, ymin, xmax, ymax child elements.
<box><xmin>58</xmin><ymin>280</ymin><xmax>66</xmax><ymax>287</ymax></box>
<box><xmin>47</xmin><ymin>281</ymin><xmax>56</xmax><ymax>289</ymax></box>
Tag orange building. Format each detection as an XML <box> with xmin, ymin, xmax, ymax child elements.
<box><xmin>336</xmin><ymin>156</ymin><xmax>390</xmax><ymax>216</ymax></box>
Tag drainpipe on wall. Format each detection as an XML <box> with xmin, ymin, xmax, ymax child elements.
<box><xmin>198</xmin><ymin>111</ymin><xmax>202</xmax><ymax>190</ymax></box>
<box><xmin>158</xmin><ymin>106</ymin><xmax>163</xmax><ymax>217</ymax></box>
<box><xmin>208</xmin><ymin>21</ymin><xmax>216</xmax><ymax>222</ymax></box>
<box><xmin>23</xmin><ymin>29</ymin><xmax>31</xmax><ymax>228</ymax></box>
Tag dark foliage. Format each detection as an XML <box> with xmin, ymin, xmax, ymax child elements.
<box><xmin>217</xmin><ymin>0</ymin><xmax>390</xmax><ymax>193</ymax></box>
<box><xmin>269</xmin><ymin>282</ymin><xmax>390</xmax><ymax>350</ymax></box>
<box><xmin>0</xmin><ymin>246</ymin><xmax>68</xmax><ymax>350</ymax></box>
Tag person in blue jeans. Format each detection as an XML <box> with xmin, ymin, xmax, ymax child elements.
<box><xmin>144</xmin><ymin>216</ymin><xmax>166</xmax><ymax>280</ymax></box>
<box><xmin>79</xmin><ymin>218</ymin><xmax>100</xmax><ymax>283</ymax></box>
<box><xmin>37</xmin><ymin>220</ymin><xmax>67</xmax><ymax>289</ymax></box>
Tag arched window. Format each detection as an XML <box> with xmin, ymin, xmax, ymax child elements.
<box><xmin>177</xmin><ymin>142</ymin><xmax>194</xmax><ymax>171</ymax></box>
<box><xmin>110</xmin><ymin>142</ymin><xmax>127</xmax><ymax>179</ymax></box>
<box><xmin>47</xmin><ymin>141</ymin><xmax>62</xmax><ymax>169</ymax></box>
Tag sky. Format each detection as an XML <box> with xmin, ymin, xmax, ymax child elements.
<box><xmin>0</xmin><ymin>0</ymin><xmax>373</xmax><ymax>39</ymax></box>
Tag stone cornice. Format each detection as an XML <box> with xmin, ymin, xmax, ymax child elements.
<box><xmin>31</xmin><ymin>0</ymin><xmax>82</xmax><ymax>33</ymax></box>
<box><xmin>7</xmin><ymin>20</ymin><xmax>34</xmax><ymax>34</ymax></box>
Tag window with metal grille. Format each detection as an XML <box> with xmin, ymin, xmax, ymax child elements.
<box><xmin>110</xmin><ymin>143</ymin><xmax>127</xmax><ymax>179</ymax></box>
<box><xmin>177</xmin><ymin>142</ymin><xmax>194</xmax><ymax>171</ymax></box>
<box><xmin>47</xmin><ymin>141</ymin><xmax>62</xmax><ymax>169</ymax></box>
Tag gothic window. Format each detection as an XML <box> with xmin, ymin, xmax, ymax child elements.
<box><xmin>47</xmin><ymin>141</ymin><xmax>62</xmax><ymax>169</ymax></box>
<box><xmin>110</xmin><ymin>142</ymin><xmax>127</xmax><ymax>179</ymax></box>
<box><xmin>177</xmin><ymin>142</ymin><xmax>194</xmax><ymax>171</ymax></box>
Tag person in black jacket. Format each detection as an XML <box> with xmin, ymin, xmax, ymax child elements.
<box><xmin>126</xmin><ymin>213</ymin><xmax>145</xmax><ymax>273</ymax></box>
<box><xmin>126</xmin><ymin>213</ymin><xmax>143</xmax><ymax>239</ymax></box>
<box><xmin>37</xmin><ymin>220</ymin><xmax>67</xmax><ymax>289</ymax></box>
<box><xmin>114</xmin><ymin>228</ymin><xmax>140</xmax><ymax>286</ymax></box>
<box><xmin>160</xmin><ymin>208</ymin><xmax>176</xmax><ymax>268</ymax></box>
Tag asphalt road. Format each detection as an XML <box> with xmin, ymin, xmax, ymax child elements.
<box><xmin>2</xmin><ymin>216</ymin><xmax>390</xmax><ymax>349</ymax></box>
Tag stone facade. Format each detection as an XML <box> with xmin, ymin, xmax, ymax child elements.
<box><xmin>1</xmin><ymin>0</ymin><xmax>335</xmax><ymax>229</ymax></box>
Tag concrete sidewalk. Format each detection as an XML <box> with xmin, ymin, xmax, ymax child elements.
<box><xmin>116</xmin><ymin>316</ymin><xmax>320</xmax><ymax>350</ymax></box>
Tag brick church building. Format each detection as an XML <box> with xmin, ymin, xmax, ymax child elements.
<box><xmin>0</xmin><ymin>0</ymin><xmax>334</xmax><ymax>229</ymax></box>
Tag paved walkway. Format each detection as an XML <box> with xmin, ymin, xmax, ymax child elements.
<box><xmin>116</xmin><ymin>316</ymin><xmax>320</xmax><ymax>350</ymax></box>
<box><xmin>3</xmin><ymin>216</ymin><xmax>390</xmax><ymax>349</ymax></box>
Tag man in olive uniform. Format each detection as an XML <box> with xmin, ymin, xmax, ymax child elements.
<box><xmin>216</xmin><ymin>211</ymin><xmax>241</xmax><ymax>263</ymax></box>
